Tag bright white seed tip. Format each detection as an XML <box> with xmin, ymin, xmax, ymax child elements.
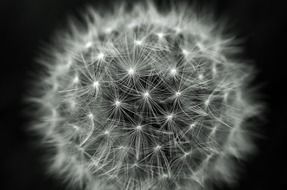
<box><xmin>205</xmin><ymin>99</ymin><xmax>210</xmax><ymax>106</ymax></box>
<box><xmin>114</xmin><ymin>100</ymin><xmax>121</xmax><ymax>107</ymax></box>
<box><xmin>134</xmin><ymin>40</ymin><xmax>143</xmax><ymax>46</ymax></box>
<box><xmin>184</xmin><ymin>152</ymin><xmax>190</xmax><ymax>157</ymax></box>
<box><xmin>136</xmin><ymin>125</ymin><xmax>142</xmax><ymax>130</ymax></box>
<box><xmin>154</xmin><ymin>145</ymin><xmax>162</xmax><ymax>151</ymax></box>
<box><xmin>182</xmin><ymin>49</ymin><xmax>190</xmax><ymax>56</ymax></box>
<box><xmin>156</xmin><ymin>32</ymin><xmax>165</xmax><ymax>39</ymax></box>
<box><xmin>72</xmin><ymin>125</ymin><xmax>79</xmax><ymax>130</ymax></box>
<box><xmin>88</xmin><ymin>113</ymin><xmax>94</xmax><ymax>119</ymax></box>
<box><xmin>190</xmin><ymin>123</ymin><xmax>196</xmax><ymax>129</ymax></box>
<box><xmin>127</xmin><ymin>67</ymin><xmax>135</xmax><ymax>75</ymax></box>
<box><xmin>97</xmin><ymin>52</ymin><xmax>105</xmax><ymax>60</ymax></box>
<box><xmin>72</xmin><ymin>75</ymin><xmax>79</xmax><ymax>84</ymax></box>
<box><xmin>198</xmin><ymin>74</ymin><xmax>204</xmax><ymax>80</ymax></box>
<box><xmin>166</xmin><ymin>113</ymin><xmax>174</xmax><ymax>121</ymax></box>
<box><xmin>161</xmin><ymin>173</ymin><xmax>169</xmax><ymax>178</ymax></box>
<box><xmin>175</xmin><ymin>91</ymin><xmax>181</xmax><ymax>97</ymax></box>
<box><xmin>92</xmin><ymin>81</ymin><xmax>100</xmax><ymax>88</ymax></box>
<box><xmin>104</xmin><ymin>130</ymin><xmax>110</xmax><ymax>135</ymax></box>
<box><xmin>143</xmin><ymin>91</ymin><xmax>150</xmax><ymax>98</ymax></box>
<box><xmin>170</xmin><ymin>68</ymin><xmax>177</xmax><ymax>76</ymax></box>
<box><xmin>85</xmin><ymin>41</ymin><xmax>93</xmax><ymax>48</ymax></box>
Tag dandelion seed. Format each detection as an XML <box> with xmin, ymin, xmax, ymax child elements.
<box><xmin>175</xmin><ymin>91</ymin><xmax>181</xmax><ymax>97</ymax></box>
<box><xmin>85</xmin><ymin>41</ymin><xmax>93</xmax><ymax>48</ymax></box>
<box><xmin>170</xmin><ymin>68</ymin><xmax>177</xmax><ymax>76</ymax></box>
<box><xmin>166</xmin><ymin>113</ymin><xmax>174</xmax><ymax>121</ymax></box>
<box><xmin>182</xmin><ymin>49</ymin><xmax>190</xmax><ymax>57</ymax></box>
<box><xmin>142</xmin><ymin>91</ymin><xmax>150</xmax><ymax>98</ymax></box>
<box><xmin>87</xmin><ymin>113</ymin><xmax>94</xmax><ymax>119</ymax></box>
<box><xmin>114</xmin><ymin>99</ymin><xmax>121</xmax><ymax>107</ymax></box>
<box><xmin>189</xmin><ymin>123</ymin><xmax>196</xmax><ymax>129</ymax></box>
<box><xmin>134</xmin><ymin>40</ymin><xmax>143</xmax><ymax>46</ymax></box>
<box><xmin>92</xmin><ymin>81</ymin><xmax>100</xmax><ymax>88</ymax></box>
<box><xmin>198</xmin><ymin>74</ymin><xmax>204</xmax><ymax>80</ymax></box>
<box><xmin>127</xmin><ymin>67</ymin><xmax>135</xmax><ymax>75</ymax></box>
<box><xmin>72</xmin><ymin>75</ymin><xmax>79</xmax><ymax>84</ymax></box>
<box><xmin>135</xmin><ymin>125</ymin><xmax>142</xmax><ymax>131</ymax></box>
<box><xmin>72</xmin><ymin>125</ymin><xmax>79</xmax><ymax>131</ymax></box>
<box><xmin>156</xmin><ymin>32</ymin><xmax>165</xmax><ymax>39</ymax></box>
<box><xmin>154</xmin><ymin>145</ymin><xmax>162</xmax><ymax>151</ymax></box>
<box><xmin>104</xmin><ymin>130</ymin><xmax>110</xmax><ymax>135</ymax></box>
<box><xmin>97</xmin><ymin>52</ymin><xmax>105</xmax><ymax>60</ymax></box>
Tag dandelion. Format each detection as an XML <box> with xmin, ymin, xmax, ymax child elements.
<box><xmin>31</xmin><ymin>2</ymin><xmax>262</xmax><ymax>190</ymax></box>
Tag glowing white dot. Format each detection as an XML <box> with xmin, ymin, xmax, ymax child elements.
<box><xmin>182</xmin><ymin>49</ymin><xmax>189</xmax><ymax>56</ymax></box>
<box><xmin>127</xmin><ymin>67</ymin><xmax>135</xmax><ymax>75</ymax></box>
<box><xmin>154</xmin><ymin>145</ymin><xmax>162</xmax><ymax>151</ymax></box>
<box><xmin>157</xmin><ymin>32</ymin><xmax>165</xmax><ymax>39</ymax></box>
<box><xmin>175</xmin><ymin>91</ymin><xmax>181</xmax><ymax>97</ymax></box>
<box><xmin>136</xmin><ymin>125</ymin><xmax>142</xmax><ymax>130</ymax></box>
<box><xmin>85</xmin><ymin>41</ymin><xmax>93</xmax><ymax>48</ymax></box>
<box><xmin>114</xmin><ymin>100</ymin><xmax>121</xmax><ymax>107</ymax></box>
<box><xmin>205</xmin><ymin>99</ymin><xmax>210</xmax><ymax>106</ymax></box>
<box><xmin>161</xmin><ymin>174</ymin><xmax>169</xmax><ymax>179</ymax></box>
<box><xmin>97</xmin><ymin>52</ymin><xmax>105</xmax><ymax>60</ymax></box>
<box><xmin>170</xmin><ymin>68</ymin><xmax>177</xmax><ymax>76</ymax></box>
<box><xmin>72</xmin><ymin>125</ymin><xmax>79</xmax><ymax>130</ymax></box>
<box><xmin>88</xmin><ymin>113</ymin><xmax>94</xmax><ymax>119</ymax></box>
<box><xmin>104</xmin><ymin>130</ymin><xmax>110</xmax><ymax>135</ymax></box>
<box><xmin>92</xmin><ymin>81</ymin><xmax>99</xmax><ymax>88</ymax></box>
<box><xmin>132</xmin><ymin>163</ymin><xmax>138</xmax><ymax>167</ymax></box>
<box><xmin>72</xmin><ymin>75</ymin><xmax>79</xmax><ymax>84</ymax></box>
<box><xmin>189</xmin><ymin>123</ymin><xmax>196</xmax><ymax>129</ymax></box>
<box><xmin>166</xmin><ymin>114</ymin><xmax>174</xmax><ymax>121</ymax></box>
<box><xmin>143</xmin><ymin>91</ymin><xmax>150</xmax><ymax>98</ymax></box>
<box><xmin>134</xmin><ymin>40</ymin><xmax>143</xmax><ymax>46</ymax></box>
<box><xmin>198</xmin><ymin>74</ymin><xmax>204</xmax><ymax>80</ymax></box>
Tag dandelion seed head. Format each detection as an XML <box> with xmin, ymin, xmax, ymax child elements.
<box><xmin>31</xmin><ymin>2</ymin><xmax>262</xmax><ymax>190</ymax></box>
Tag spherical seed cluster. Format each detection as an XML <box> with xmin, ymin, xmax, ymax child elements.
<box><xmin>32</xmin><ymin>3</ymin><xmax>260</xmax><ymax>190</ymax></box>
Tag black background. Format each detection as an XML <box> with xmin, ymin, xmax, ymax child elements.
<box><xmin>1</xmin><ymin>0</ymin><xmax>286</xmax><ymax>189</ymax></box>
